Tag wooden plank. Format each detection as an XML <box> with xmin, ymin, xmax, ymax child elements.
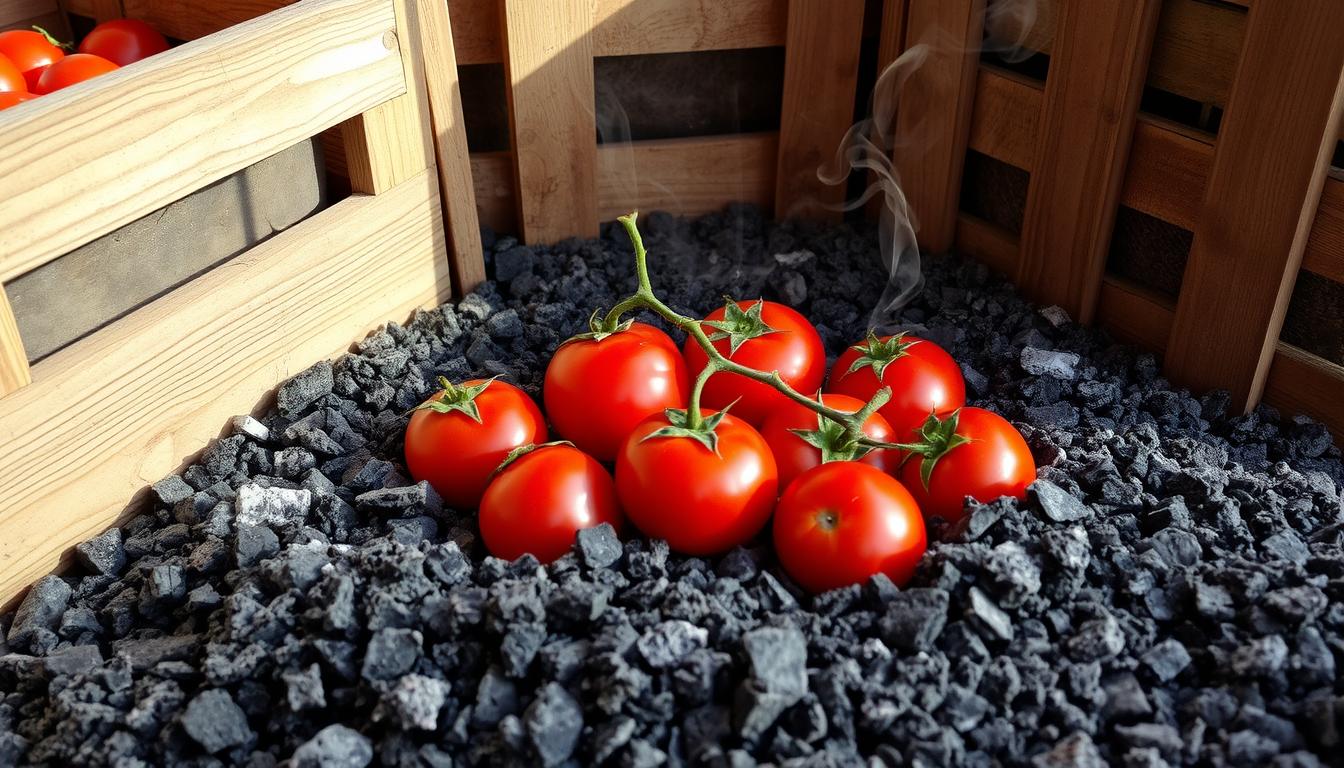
<box><xmin>122</xmin><ymin>0</ymin><xmax>294</xmax><ymax>41</ymax></box>
<box><xmin>1016</xmin><ymin>0</ymin><xmax>1161</xmax><ymax>322</ymax></box>
<box><xmin>954</xmin><ymin>213</ymin><xmax>1017</xmax><ymax>276</ymax></box>
<box><xmin>1096</xmin><ymin>275</ymin><xmax>1174</xmax><ymax>353</ymax></box>
<box><xmin>774</xmin><ymin>0</ymin><xmax>865</xmax><ymax>221</ymax></box>
<box><xmin>1120</xmin><ymin>116</ymin><xmax>1214</xmax><ymax>232</ymax></box>
<box><xmin>447</xmin><ymin>0</ymin><xmax>501</xmax><ymax>64</ymax></box>
<box><xmin>893</xmin><ymin>0</ymin><xmax>985</xmax><ymax>252</ymax></box>
<box><xmin>0</xmin><ymin>0</ymin><xmax>406</xmax><ymax>283</ymax></box>
<box><xmin>63</xmin><ymin>0</ymin><xmax>120</xmax><ymax>21</ymax></box>
<box><xmin>866</xmin><ymin>0</ymin><xmax>908</xmax><ymax>221</ymax></box>
<box><xmin>968</xmin><ymin>66</ymin><xmax>1040</xmax><ymax>172</ymax></box>
<box><xmin>0</xmin><ymin>288</ymin><xmax>30</xmax><ymax>397</ymax></box>
<box><xmin>500</xmin><ymin>0</ymin><xmax>598</xmax><ymax>243</ymax></box>
<box><xmin>0</xmin><ymin>172</ymin><xmax>451</xmax><ymax>610</ymax></box>
<box><xmin>420</xmin><ymin>0</ymin><xmax>487</xmax><ymax>294</ymax></box>
<box><xmin>1147</xmin><ymin>0</ymin><xmax>1246</xmax><ymax>106</ymax></box>
<box><xmin>1304</xmin><ymin>176</ymin><xmax>1344</xmax><ymax>284</ymax></box>
<box><xmin>2</xmin><ymin>0</ymin><xmax>69</xmax><ymax>35</ymax></box>
<box><xmin>319</xmin><ymin>126</ymin><xmax>349</xmax><ymax>181</ymax></box>
<box><xmin>598</xmin><ymin>133</ymin><xmax>778</xmax><ymax>221</ymax></box>
<box><xmin>1165</xmin><ymin>1</ymin><xmax>1344</xmax><ymax>413</ymax></box>
<box><xmin>1264</xmin><ymin>343</ymin><xmax>1344</xmax><ymax>446</ymax></box>
<box><xmin>471</xmin><ymin>150</ymin><xmax>517</xmax><ymax>234</ymax></box>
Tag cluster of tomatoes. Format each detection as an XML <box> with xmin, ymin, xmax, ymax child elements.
<box><xmin>404</xmin><ymin>292</ymin><xmax>1037</xmax><ymax>595</ymax></box>
<box><xmin>0</xmin><ymin>19</ymin><xmax>168</xmax><ymax>110</ymax></box>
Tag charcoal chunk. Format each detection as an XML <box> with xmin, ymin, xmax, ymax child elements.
<box><xmin>361</xmin><ymin>628</ymin><xmax>421</xmax><ymax>681</ymax></box>
<box><xmin>576</xmin><ymin>523</ymin><xmax>622</xmax><ymax>569</ymax></box>
<box><xmin>236</xmin><ymin>524</ymin><xmax>280</xmax><ymax>568</ymax></box>
<box><xmin>734</xmin><ymin>626</ymin><xmax>808</xmax><ymax>740</ymax></box>
<box><xmin>75</xmin><ymin>528</ymin><xmax>126</xmax><ymax>577</ymax></box>
<box><xmin>181</xmin><ymin>689</ymin><xmax>253</xmax><ymax>753</ymax></box>
<box><xmin>1033</xmin><ymin>732</ymin><xmax>1105</xmax><ymax>768</ymax></box>
<box><xmin>278</xmin><ymin>361</ymin><xmax>334</xmax><ymax>418</ymax></box>
<box><xmin>1020</xmin><ymin>347</ymin><xmax>1080</xmax><ymax>380</ymax></box>
<box><xmin>637</xmin><ymin>620</ymin><xmax>708</xmax><ymax>669</ymax></box>
<box><xmin>7</xmin><ymin>575</ymin><xmax>71</xmax><ymax>651</ymax></box>
<box><xmin>1140</xmin><ymin>639</ymin><xmax>1190</xmax><ymax>683</ymax></box>
<box><xmin>237</xmin><ymin>483</ymin><xmax>311</xmax><ymax>528</ymax></box>
<box><xmin>1067</xmin><ymin>613</ymin><xmax>1125</xmax><ymax>662</ymax></box>
<box><xmin>879</xmin><ymin>589</ymin><xmax>949</xmax><ymax>651</ymax></box>
<box><xmin>381</xmin><ymin>674</ymin><xmax>447</xmax><ymax>730</ymax></box>
<box><xmin>1031</xmin><ymin>481</ymin><xmax>1089</xmax><ymax>522</ymax></box>
<box><xmin>292</xmin><ymin>725</ymin><xmax>372</xmax><ymax>768</ymax></box>
<box><xmin>525</xmin><ymin>682</ymin><xmax>583</xmax><ymax>767</ymax></box>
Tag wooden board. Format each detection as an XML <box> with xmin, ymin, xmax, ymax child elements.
<box><xmin>954</xmin><ymin>212</ymin><xmax>1017</xmax><ymax>277</ymax></box>
<box><xmin>2</xmin><ymin>0</ymin><xmax>69</xmax><ymax>35</ymax></box>
<box><xmin>1119</xmin><ymin>116</ymin><xmax>1214</xmax><ymax>232</ymax></box>
<box><xmin>1165</xmin><ymin>1</ymin><xmax>1344</xmax><ymax>412</ymax></box>
<box><xmin>471</xmin><ymin>150</ymin><xmax>518</xmax><ymax>234</ymax></box>
<box><xmin>774</xmin><ymin>0</ymin><xmax>865</xmax><ymax>221</ymax></box>
<box><xmin>1015</xmin><ymin>0</ymin><xmax>1161</xmax><ymax>322</ymax></box>
<box><xmin>598</xmin><ymin>133</ymin><xmax>778</xmax><ymax>221</ymax></box>
<box><xmin>1304</xmin><ymin>176</ymin><xmax>1344</xmax><ymax>284</ymax></box>
<box><xmin>968</xmin><ymin>66</ymin><xmax>1040</xmax><ymax>172</ymax></box>
<box><xmin>1264</xmin><ymin>343</ymin><xmax>1344</xmax><ymax>446</ymax></box>
<box><xmin>500</xmin><ymin>0</ymin><xmax>598</xmax><ymax>243</ymax></box>
<box><xmin>62</xmin><ymin>0</ymin><xmax>120</xmax><ymax>21</ymax></box>
<box><xmin>123</xmin><ymin>0</ymin><xmax>293</xmax><ymax>40</ymax></box>
<box><xmin>0</xmin><ymin>288</ymin><xmax>29</xmax><ymax>397</ymax></box>
<box><xmin>0</xmin><ymin>0</ymin><xmax>407</xmax><ymax>283</ymax></box>
<box><xmin>0</xmin><ymin>172</ymin><xmax>451</xmax><ymax>609</ymax></box>
<box><xmin>1096</xmin><ymin>275</ymin><xmax>1174</xmax><ymax>353</ymax></box>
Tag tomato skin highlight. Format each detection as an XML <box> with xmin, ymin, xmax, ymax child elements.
<box><xmin>0</xmin><ymin>30</ymin><xmax>64</xmax><ymax>91</ymax></box>
<box><xmin>758</xmin><ymin>393</ymin><xmax>899</xmax><ymax>490</ymax></box>
<box><xmin>615</xmin><ymin>409</ymin><xmax>778</xmax><ymax>555</ymax></box>
<box><xmin>827</xmin><ymin>334</ymin><xmax>966</xmax><ymax>438</ymax></box>
<box><xmin>773</xmin><ymin>462</ymin><xmax>926</xmax><ymax>593</ymax></box>
<box><xmin>0</xmin><ymin>54</ymin><xmax>26</xmax><ymax>93</ymax></box>
<box><xmin>33</xmin><ymin>53</ymin><xmax>118</xmax><ymax>94</ymax></box>
<box><xmin>898</xmin><ymin>407</ymin><xmax>1035</xmax><ymax>523</ymax></box>
<box><xmin>78</xmin><ymin>19</ymin><xmax>169</xmax><ymax>66</ymax></box>
<box><xmin>683</xmin><ymin>301</ymin><xmax>826</xmax><ymax>425</ymax></box>
<box><xmin>0</xmin><ymin>90</ymin><xmax>35</xmax><ymax>110</ymax></box>
<box><xmin>404</xmin><ymin>379</ymin><xmax>547</xmax><ymax>510</ymax></box>
<box><xmin>479</xmin><ymin>444</ymin><xmax>623</xmax><ymax>564</ymax></box>
<box><xmin>544</xmin><ymin>322</ymin><xmax>689</xmax><ymax>462</ymax></box>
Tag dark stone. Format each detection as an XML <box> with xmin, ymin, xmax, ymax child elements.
<box><xmin>181</xmin><ymin>689</ymin><xmax>253</xmax><ymax>753</ymax></box>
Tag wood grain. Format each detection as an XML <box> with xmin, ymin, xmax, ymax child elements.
<box><xmin>1304</xmin><ymin>176</ymin><xmax>1344</xmax><ymax>284</ymax></box>
<box><xmin>63</xmin><ymin>0</ymin><xmax>120</xmax><ymax>21</ymax></box>
<box><xmin>471</xmin><ymin>150</ymin><xmax>518</xmax><ymax>234</ymax></box>
<box><xmin>0</xmin><ymin>288</ymin><xmax>30</xmax><ymax>397</ymax></box>
<box><xmin>598</xmin><ymin>133</ymin><xmax>778</xmax><ymax>221</ymax></box>
<box><xmin>0</xmin><ymin>172</ymin><xmax>451</xmax><ymax>610</ymax></box>
<box><xmin>968</xmin><ymin>66</ymin><xmax>1040</xmax><ymax>172</ymax></box>
<box><xmin>1264</xmin><ymin>343</ymin><xmax>1344</xmax><ymax>445</ymax></box>
<box><xmin>121</xmin><ymin>0</ymin><xmax>290</xmax><ymax>40</ymax></box>
<box><xmin>774</xmin><ymin>0</ymin><xmax>865</xmax><ymax>221</ymax></box>
<box><xmin>1165</xmin><ymin>0</ymin><xmax>1344</xmax><ymax>412</ymax></box>
<box><xmin>1119</xmin><ymin>116</ymin><xmax>1214</xmax><ymax>232</ymax></box>
<box><xmin>893</xmin><ymin>0</ymin><xmax>985</xmax><ymax>252</ymax></box>
<box><xmin>1096</xmin><ymin>275</ymin><xmax>1174</xmax><ymax>353</ymax></box>
<box><xmin>866</xmin><ymin>0</ymin><xmax>908</xmax><ymax>221</ymax></box>
<box><xmin>0</xmin><ymin>0</ymin><xmax>407</xmax><ymax>283</ymax></box>
<box><xmin>2</xmin><ymin>0</ymin><xmax>68</xmax><ymax>34</ymax></box>
<box><xmin>1016</xmin><ymin>0</ymin><xmax>1160</xmax><ymax>322</ymax></box>
<box><xmin>954</xmin><ymin>213</ymin><xmax>1017</xmax><ymax>277</ymax></box>
<box><xmin>500</xmin><ymin>0</ymin><xmax>598</xmax><ymax>243</ymax></box>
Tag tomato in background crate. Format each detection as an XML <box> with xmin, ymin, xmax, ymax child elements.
<box><xmin>615</xmin><ymin>408</ymin><xmax>777</xmax><ymax>555</ymax></box>
<box><xmin>479</xmin><ymin>443</ymin><xmax>623</xmax><ymax>564</ymax></box>
<box><xmin>79</xmin><ymin>19</ymin><xmax>169</xmax><ymax>66</ymax></box>
<box><xmin>897</xmin><ymin>407</ymin><xmax>1035</xmax><ymax>523</ymax></box>
<box><xmin>758</xmin><ymin>392</ymin><xmax>899</xmax><ymax>491</ymax></box>
<box><xmin>34</xmin><ymin>53</ymin><xmax>117</xmax><ymax>94</ymax></box>
<box><xmin>404</xmin><ymin>377</ymin><xmax>546</xmax><ymax>510</ymax></box>
<box><xmin>827</xmin><ymin>331</ymin><xmax>966</xmax><ymax>438</ymax></box>
<box><xmin>0</xmin><ymin>54</ymin><xmax>27</xmax><ymax>93</ymax></box>
<box><xmin>544</xmin><ymin>321</ymin><xmax>689</xmax><ymax>462</ymax></box>
<box><xmin>0</xmin><ymin>29</ymin><xmax>64</xmax><ymax>92</ymax></box>
<box><xmin>683</xmin><ymin>299</ymin><xmax>825</xmax><ymax>425</ymax></box>
<box><xmin>773</xmin><ymin>462</ymin><xmax>926</xmax><ymax>593</ymax></box>
<box><xmin>0</xmin><ymin>91</ymin><xmax>35</xmax><ymax>110</ymax></box>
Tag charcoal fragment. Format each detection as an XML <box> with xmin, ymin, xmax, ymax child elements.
<box><xmin>74</xmin><ymin>528</ymin><xmax>126</xmax><ymax>577</ymax></box>
<box><xmin>181</xmin><ymin>688</ymin><xmax>253</xmax><ymax>753</ymax></box>
<box><xmin>524</xmin><ymin>682</ymin><xmax>583</xmax><ymax>766</ymax></box>
<box><xmin>7</xmin><ymin>575</ymin><xmax>70</xmax><ymax>651</ymax></box>
<box><xmin>576</xmin><ymin>523</ymin><xmax>622</xmax><ymax>569</ymax></box>
<box><xmin>879</xmin><ymin>589</ymin><xmax>949</xmax><ymax>651</ymax></box>
<box><xmin>237</xmin><ymin>483</ymin><xmax>311</xmax><ymax>528</ymax></box>
<box><xmin>1031</xmin><ymin>480</ymin><xmax>1090</xmax><ymax>522</ymax></box>
<box><xmin>1140</xmin><ymin>638</ymin><xmax>1190</xmax><ymax>683</ymax></box>
<box><xmin>278</xmin><ymin>361</ymin><xmax>334</xmax><ymax>418</ymax></box>
<box><xmin>292</xmin><ymin>725</ymin><xmax>372</xmax><ymax>768</ymax></box>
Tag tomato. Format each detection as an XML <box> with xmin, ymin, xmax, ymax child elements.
<box><xmin>0</xmin><ymin>29</ymin><xmax>64</xmax><ymax>91</ymax></box>
<box><xmin>615</xmin><ymin>408</ymin><xmax>778</xmax><ymax>555</ymax></box>
<box><xmin>404</xmin><ymin>377</ymin><xmax>547</xmax><ymax>510</ymax></box>
<box><xmin>897</xmin><ymin>407</ymin><xmax>1035</xmax><ymax>523</ymax></box>
<box><xmin>827</xmin><ymin>332</ymin><xmax>966</xmax><ymax>438</ymax></box>
<box><xmin>34</xmin><ymin>53</ymin><xmax>117</xmax><ymax>94</ymax></box>
<box><xmin>683</xmin><ymin>299</ymin><xmax>825</xmax><ymax>425</ymax></box>
<box><xmin>0</xmin><ymin>91</ymin><xmax>36</xmax><ymax>110</ymax></box>
<box><xmin>758</xmin><ymin>393</ymin><xmax>900</xmax><ymax>490</ymax></box>
<box><xmin>544</xmin><ymin>321</ymin><xmax>689</xmax><ymax>462</ymax></box>
<box><xmin>479</xmin><ymin>443</ymin><xmax>623</xmax><ymax>563</ymax></box>
<box><xmin>0</xmin><ymin>54</ymin><xmax>26</xmax><ymax>93</ymax></box>
<box><xmin>78</xmin><ymin>19</ymin><xmax>169</xmax><ymax>66</ymax></box>
<box><xmin>773</xmin><ymin>462</ymin><xmax>926</xmax><ymax>593</ymax></box>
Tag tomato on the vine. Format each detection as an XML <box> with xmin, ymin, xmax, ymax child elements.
<box><xmin>615</xmin><ymin>408</ymin><xmax>778</xmax><ymax>555</ymax></box>
<box><xmin>758</xmin><ymin>393</ymin><xmax>899</xmax><ymax>491</ymax></box>
<box><xmin>897</xmin><ymin>407</ymin><xmax>1035</xmax><ymax>523</ymax></box>
<box><xmin>0</xmin><ymin>29</ymin><xmax>64</xmax><ymax>91</ymax></box>
<box><xmin>479</xmin><ymin>443</ymin><xmax>623</xmax><ymax>564</ymax></box>
<box><xmin>827</xmin><ymin>331</ymin><xmax>965</xmax><ymax>438</ymax></box>
<box><xmin>0</xmin><ymin>54</ymin><xmax>26</xmax><ymax>93</ymax></box>
<box><xmin>544</xmin><ymin>321</ymin><xmax>689</xmax><ymax>462</ymax></box>
<box><xmin>404</xmin><ymin>377</ymin><xmax>546</xmax><ymax>510</ymax></box>
<box><xmin>0</xmin><ymin>91</ymin><xmax>35</xmax><ymax>110</ymax></box>
<box><xmin>33</xmin><ymin>53</ymin><xmax>117</xmax><ymax>94</ymax></box>
<box><xmin>683</xmin><ymin>299</ymin><xmax>825</xmax><ymax>425</ymax></box>
<box><xmin>773</xmin><ymin>462</ymin><xmax>926</xmax><ymax>593</ymax></box>
<box><xmin>78</xmin><ymin>19</ymin><xmax>169</xmax><ymax>66</ymax></box>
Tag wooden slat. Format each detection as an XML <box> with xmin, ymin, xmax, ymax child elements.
<box><xmin>1119</xmin><ymin>116</ymin><xmax>1214</xmax><ymax>232</ymax></box>
<box><xmin>893</xmin><ymin>0</ymin><xmax>985</xmax><ymax>252</ymax></box>
<box><xmin>0</xmin><ymin>172</ymin><xmax>451</xmax><ymax>610</ymax></box>
<box><xmin>62</xmin><ymin>0</ymin><xmax>120</xmax><ymax>21</ymax></box>
<box><xmin>446</xmin><ymin>0</ymin><xmax>500</xmax><ymax>64</ymax></box>
<box><xmin>122</xmin><ymin>0</ymin><xmax>293</xmax><ymax>40</ymax></box>
<box><xmin>471</xmin><ymin>151</ymin><xmax>517</xmax><ymax>234</ymax></box>
<box><xmin>1264</xmin><ymin>343</ymin><xmax>1344</xmax><ymax>446</ymax></box>
<box><xmin>774</xmin><ymin>0</ymin><xmax>865</xmax><ymax>221</ymax></box>
<box><xmin>2</xmin><ymin>0</ymin><xmax>69</xmax><ymax>35</ymax></box>
<box><xmin>866</xmin><ymin>0</ymin><xmax>908</xmax><ymax>221</ymax></box>
<box><xmin>1016</xmin><ymin>0</ymin><xmax>1161</xmax><ymax>322</ymax></box>
<box><xmin>968</xmin><ymin>66</ymin><xmax>1040</xmax><ymax>172</ymax></box>
<box><xmin>1096</xmin><ymin>275</ymin><xmax>1174</xmax><ymax>353</ymax></box>
<box><xmin>1165</xmin><ymin>1</ymin><xmax>1344</xmax><ymax>412</ymax></box>
<box><xmin>598</xmin><ymin>133</ymin><xmax>778</xmax><ymax>221</ymax></box>
<box><xmin>501</xmin><ymin>0</ymin><xmax>598</xmax><ymax>243</ymax></box>
<box><xmin>0</xmin><ymin>288</ymin><xmax>30</xmax><ymax>397</ymax></box>
<box><xmin>319</xmin><ymin>126</ymin><xmax>349</xmax><ymax>181</ymax></box>
<box><xmin>0</xmin><ymin>0</ymin><xmax>406</xmax><ymax>283</ymax></box>
<box><xmin>954</xmin><ymin>213</ymin><xmax>1017</xmax><ymax>276</ymax></box>
<box><xmin>420</xmin><ymin>0</ymin><xmax>486</xmax><ymax>294</ymax></box>
<box><xmin>1304</xmin><ymin>176</ymin><xmax>1344</xmax><ymax>284</ymax></box>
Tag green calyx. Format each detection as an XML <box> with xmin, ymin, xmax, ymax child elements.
<box><xmin>567</xmin><ymin>307</ymin><xmax>635</xmax><ymax>344</ymax></box>
<box><xmin>789</xmin><ymin>396</ymin><xmax>875</xmax><ymax>464</ymax></box>
<box><xmin>32</xmin><ymin>25</ymin><xmax>70</xmax><ymax>50</ymax></box>
<box><xmin>898</xmin><ymin>409</ymin><xmax>973</xmax><ymax>490</ymax></box>
<box><xmin>704</xmin><ymin>298</ymin><xmax>779</xmax><ymax>356</ymax></box>
<box><xmin>410</xmin><ymin>376</ymin><xmax>497</xmax><ymax>422</ymax></box>
<box><xmin>846</xmin><ymin>330</ymin><xmax>916</xmax><ymax>380</ymax></box>
<box><xmin>642</xmin><ymin>406</ymin><xmax>731</xmax><ymax>456</ymax></box>
<box><xmin>490</xmin><ymin>440</ymin><xmax>575</xmax><ymax>479</ymax></box>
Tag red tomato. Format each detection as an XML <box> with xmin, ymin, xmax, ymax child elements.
<box><xmin>479</xmin><ymin>443</ymin><xmax>623</xmax><ymax>564</ymax></box>
<box><xmin>897</xmin><ymin>407</ymin><xmax>1035</xmax><ymax>523</ymax></box>
<box><xmin>758</xmin><ymin>393</ymin><xmax>899</xmax><ymax>491</ymax></box>
<box><xmin>615</xmin><ymin>408</ymin><xmax>778</xmax><ymax>555</ymax></box>
<box><xmin>0</xmin><ymin>91</ymin><xmax>35</xmax><ymax>111</ymax></box>
<box><xmin>0</xmin><ymin>54</ymin><xmax>26</xmax><ymax>93</ymax></box>
<box><xmin>34</xmin><ymin>53</ymin><xmax>117</xmax><ymax>94</ymax></box>
<box><xmin>544</xmin><ymin>322</ymin><xmax>689</xmax><ymax>462</ymax></box>
<box><xmin>404</xmin><ymin>377</ymin><xmax>547</xmax><ymax>510</ymax></box>
<box><xmin>827</xmin><ymin>332</ymin><xmax>966</xmax><ymax>438</ymax></box>
<box><xmin>78</xmin><ymin>19</ymin><xmax>169</xmax><ymax>66</ymax></box>
<box><xmin>0</xmin><ymin>29</ymin><xmax>64</xmax><ymax>91</ymax></box>
<box><xmin>773</xmin><ymin>462</ymin><xmax>926</xmax><ymax>593</ymax></box>
<box><xmin>683</xmin><ymin>299</ymin><xmax>825</xmax><ymax>425</ymax></box>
